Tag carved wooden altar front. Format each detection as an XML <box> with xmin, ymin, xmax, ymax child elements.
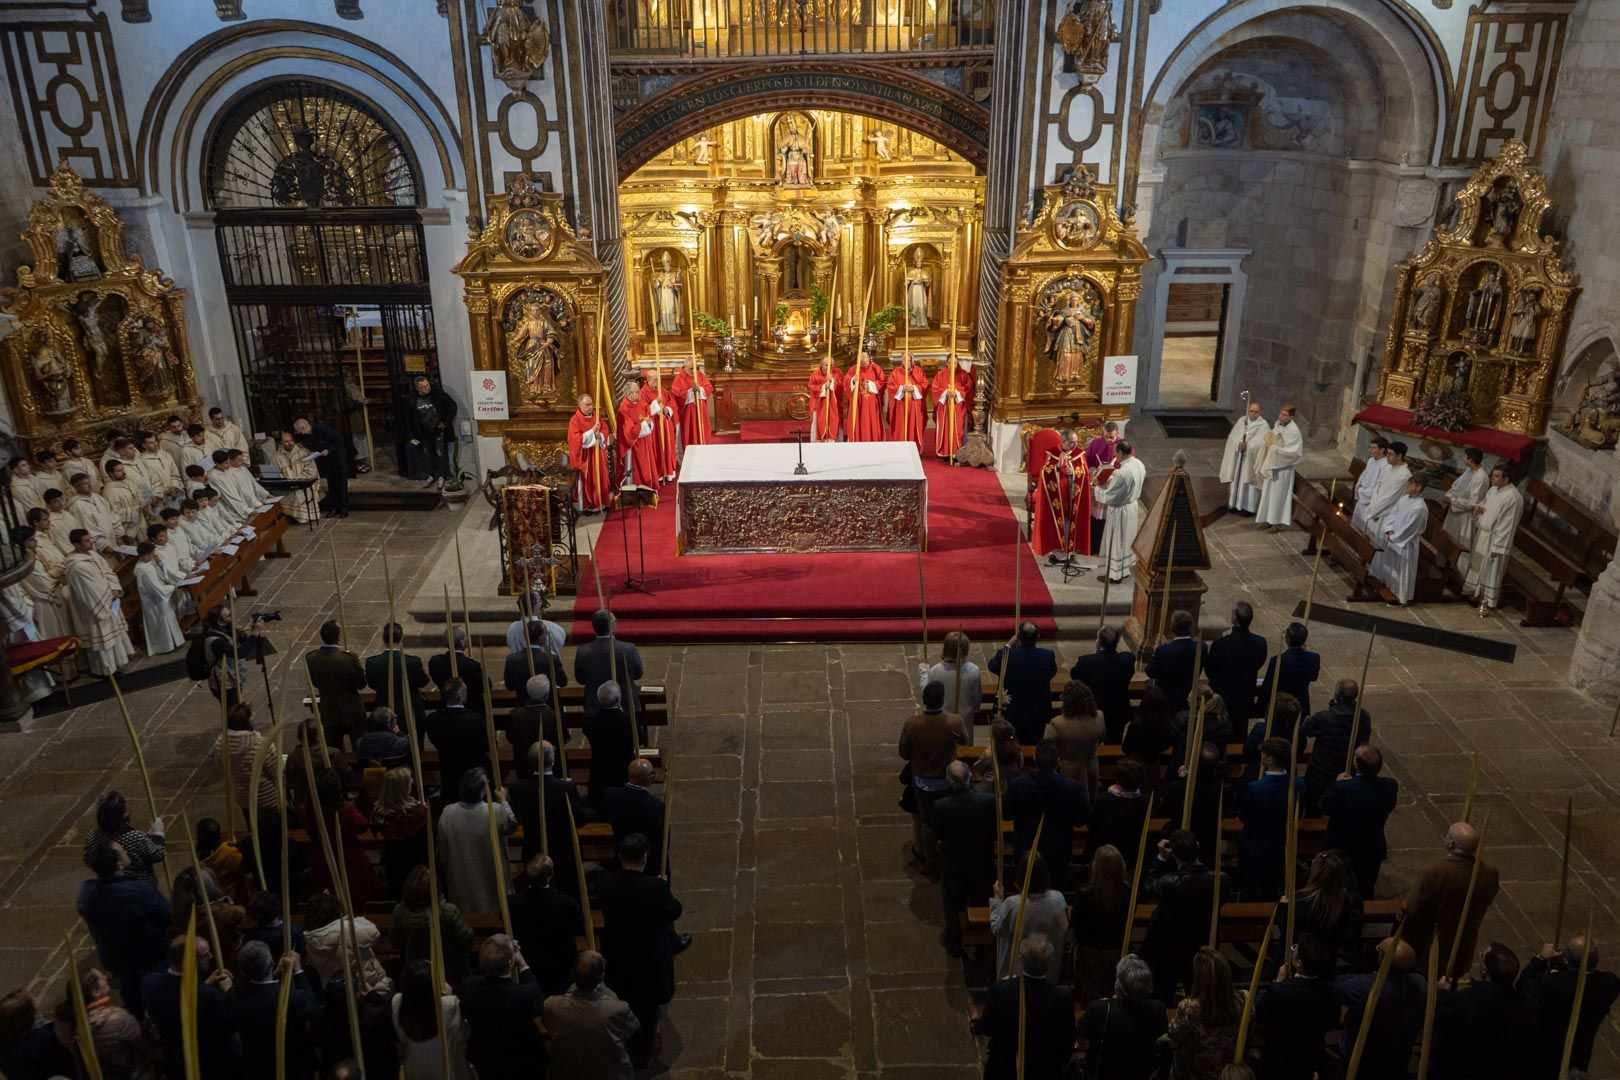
<box><xmin>452</xmin><ymin>176</ymin><xmax>608</xmax><ymax>468</ymax></box>
<box><xmin>1</xmin><ymin>165</ymin><xmax>201</xmax><ymax>456</ymax></box>
<box><xmin>992</xmin><ymin>166</ymin><xmax>1149</xmax><ymax>427</ymax></box>
<box><xmin>1376</xmin><ymin>140</ymin><xmax>1577</xmax><ymax>437</ymax></box>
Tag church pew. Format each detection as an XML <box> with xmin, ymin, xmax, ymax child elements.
<box><xmin>337</xmin><ymin>745</ymin><xmax>664</xmax><ymax>794</ymax></box>
<box><xmin>953</xmin><ymin>742</ymin><xmax>1317</xmax><ymax>783</ymax></box>
<box><xmin>305</xmin><ymin>682</ymin><xmax>670</xmax><ymax>728</ymax></box>
<box><xmin>984</xmin><ymin>815</ymin><xmax>1328</xmax><ymax>863</ymax></box>
<box><xmin>285</xmin><ymin>818</ymin><xmax>619</xmax><ymax>866</ymax></box>
<box><xmin>1292</xmin><ymin>472</ymin><xmax>1381</xmax><ymax>601</ymax></box>
<box><xmin>1523</xmin><ymin>476</ymin><xmax>1617</xmax><ymax>589</ymax></box>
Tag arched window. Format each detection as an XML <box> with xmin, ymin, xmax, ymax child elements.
<box><xmin>204</xmin><ymin>80</ymin><xmax>439</xmax><ymax>481</ymax></box>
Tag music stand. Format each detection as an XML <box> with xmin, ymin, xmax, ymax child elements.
<box><xmin>615</xmin><ymin>485</ymin><xmax>660</xmax><ymax>595</ymax></box>
<box><xmin>789</xmin><ymin>428</ymin><xmax>809</xmax><ymax>475</ymax></box>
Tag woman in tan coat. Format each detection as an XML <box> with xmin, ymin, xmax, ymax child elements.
<box><xmin>1043</xmin><ymin>680</ymin><xmax>1106</xmax><ymax>797</ymax></box>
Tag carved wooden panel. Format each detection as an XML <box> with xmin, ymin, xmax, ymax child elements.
<box><xmin>0</xmin><ymin>13</ymin><xmax>136</xmax><ymax>187</ymax></box>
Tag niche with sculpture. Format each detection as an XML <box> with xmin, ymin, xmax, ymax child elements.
<box><xmin>896</xmin><ymin>244</ymin><xmax>941</xmax><ymax>331</ymax></box>
<box><xmin>643</xmin><ymin>248</ymin><xmax>689</xmax><ymax>337</ymax></box>
<box><xmin>772</xmin><ymin>111</ymin><xmax>817</xmax><ymax>190</ymax></box>
<box><xmin>1376</xmin><ymin>140</ymin><xmax>1576</xmax><ymax>437</ymax></box>
<box><xmin>1035</xmin><ymin>276</ymin><xmax>1105</xmax><ymax>391</ymax></box>
<box><xmin>1556</xmin><ymin>339</ymin><xmax>1620</xmax><ymax>451</ymax></box>
<box><xmin>1</xmin><ymin>165</ymin><xmax>200</xmax><ymax>455</ymax></box>
<box><xmin>503</xmin><ymin>286</ymin><xmax>575</xmax><ymax>404</ymax></box>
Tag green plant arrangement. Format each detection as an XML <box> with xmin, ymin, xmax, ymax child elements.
<box><xmin>866</xmin><ymin>302</ymin><xmax>905</xmax><ymax>333</ymax></box>
<box><xmin>774</xmin><ymin>302</ymin><xmax>789</xmax><ymax>325</ymax></box>
<box><xmin>809</xmin><ymin>284</ymin><xmax>830</xmax><ymax>323</ymax></box>
<box><xmin>693</xmin><ymin>311</ymin><xmax>732</xmax><ymax>337</ymax></box>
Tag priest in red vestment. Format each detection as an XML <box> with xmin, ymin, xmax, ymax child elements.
<box><xmin>616</xmin><ymin>392</ymin><xmax>659</xmax><ymax>490</ymax></box>
<box><xmin>932</xmin><ymin>355</ymin><xmax>974</xmax><ymax>461</ymax></box>
<box><xmin>1030</xmin><ymin>429</ymin><xmax>1092</xmax><ymax>561</ymax></box>
<box><xmin>885</xmin><ymin>353</ymin><xmax>928</xmax><ymax>448</ymax></box>
<box><xmin>566</xmin><ymin>393</ymin><xmax>614</xmax><ymax>512</ymax></box>
<box><xmin>808</xmin><ymin>356</ymin><xmax>843</xmax><ymax>442</ymax></box>
<box><xmin>671</xmin><ymin>360</ymin><xmax>714</xmax><ymax>450</ymax></box>
<box><xmin>843</xmin><ymin>352</ymin><xmax>885</xmax><ymax>443</ymax></box>
<box><xmin>638</xmin><ymin>365</ymin><xmax>679</xmax><ymax>482</ymax></box>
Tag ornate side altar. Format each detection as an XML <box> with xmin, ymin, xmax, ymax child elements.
<box><xmin>1</xmin><ymin>166</ymin><xmax>202</xmax><ymax>455</ymax></box>
<box><xmin>991</xmin><ymin>165</ymin><xmax>1149</xmax><ymax>429</ymax></box>
<box><xmin>1376</xmin><ymin>139</ymin><xmax>1577</xmax><ymax>439</ymax></box>
<box><xmin>453</xmin><ymin>175</ymin><xmax>608</xmax><ymax>468</ymax></box>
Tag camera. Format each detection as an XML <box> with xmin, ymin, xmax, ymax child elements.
<box><xmin>249</xmin><ymin>610</ymin><xmax>283</xmax><ymax>623</ymax></box>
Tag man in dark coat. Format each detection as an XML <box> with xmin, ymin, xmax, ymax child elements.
<box><xmin>973</xmin><ymin>934</ymin><xmax>1076</xmax><ymax>1080</ymax></box>
<box><xmin>1401</xmin><ymin>821</ymin><xmax>1500</xmax><ymax>982</ymax></box>
<box><xmin>1519</xmin><ymin>935</ymin><xmax>1620</xmax><ymax>1079</ymax></box>
<box><xmin>1141</xmin><ymin>829</ymin><xmax>1229</xmax><ymax>1002</ymax></box>
<box><xmin>1316</xmin><ymin>745</ymin><xmax>1399</xmax><ymax>896</ymax></box>
<box><xmin>507</xmin><ymin>742</ymin><xmax>596</xmax><ymax>893</ymax></box>
<box><xmin>1205</xmin><ymin>601</ymin><xmax>1268</xmax><ymax>729</ymax></box>
<box><xmin>428</xmin><ymin>625</ymin><xmax>485</xmax><ymax>719</ymax></box>
<box><xmin>141</xmin><ymin>936</ymin><xmax>241</xmax><ymax>1076</ymax></box>
<box><xmin>226</xmin><ymin>942</ymin><xmax>319</xmax><ymax>1080</ymax></box>
<box><xmin>602</xmin><ymin>758</ymin><xmax>668</xmax><ymax>875</ymax></box>
<box><xmin>1156</xmin><ymin>742</ymin><xmax>1226</xmax><ymax>875</ymax></box>
<box><xmin>510</xmin><ymin>855</ymin><xmax>584</xmax><ymax>995</ymax></box>
<box><xmin>1431</xmin><ymin>942</ymin><xmax>1539</xmax><ymax>1080</ymax></box>
<box><xmin>77</xmin><ymin>839</ymin><xmax>173</xmax><ymax>1017</ymax></box>
<box><xmin>505</xmin><ymin>620</ymin><xmax>569</xmax><ymax>702</ymax></box>
<box><xmin>407</xmin><ymin>374</ymin><xmax>458</xmax><ymax>485</ymax></box>
<box><xmin>1254</xmin><ymin>933</ymin><xmax>1341</xmax><ymax>1080</ymax></box>
<box><xmin>581</xmin><ymin>683</ymin><xmax>638</xmax><ymax>809</ymax></box>
<box><xmin>1335</xmin><ymin>938</ymin><xmax>1426</xmax><ymax>1079</ymax></box>
<box><xmin>929</xmin><ymin>761</ymin><xmax>997</xmax><ymax>956</ymax></box>
<box><xmin>304</xmin><ymin>619</ymin><xmax>367</xmax><ymax>750</ymax></box>
<box><xmin>1070</xmin><ymin>625</ymin><xmax>1137</xmax><ymax>743</ymax></box>
<box><xmin>1145</xmin><ymin>609</ymin><xmax>1207</xmax><ymax>714</ymax></box>
<box><xmin>573</xmin><ymin>610</ymin><xmax>643</xmax><ymax>719</ymax></box>
<box><xmin>292</xmin><ymin>416</ymin><xmax>351</xmax><ymax>517</ymax></box>
<box><xmin>593</xmin><ymin>833</ymin><xmax>685</xmax><ymax>1067</ymax></box>
<box><xmin>1301</xmin><ymin>678</ymin><xmax>1372</xmax><ymax>808</ymax></box>
<box><xmin>988</xmin><ymin>621</ymin><xmax>1059</xmax><ymax>745</ymax></box>
<box><xmin>1004</xmin><ymin>740</ymin><xmax>1087</xmax><ymax>890</ymax></box>
<box><xmin>423</xmin><ymin>678</ymin><xmax>489</xmax><ymax>806</ymax></box>
<box><xmin>1236</xmin><ymin>736</ymin><xmax>1305</xmax><ymax>899</ymax></box>
<box><xmin>458</xmin><ymin>934</ymin><xmax>548</xmax><ymax>1079</ymax></box>
<box><xmin>1086</xmin><ymin>757</ymin><xmax>1151</xmax><ymax>876</ymax></box>
<box><xmin>507</xmin><ymin>673</ymin><xmax>561</xmax><ymax>779</ymax></box>
<box><xmin>364</xmin><ymin>621</ymin><xmax>429</xmax><ymax>725</ymax></box>
<box><xmin>1256</xmin><ymin>621</ymin><xmax>1321</xmax><ymax>719</ymax></box>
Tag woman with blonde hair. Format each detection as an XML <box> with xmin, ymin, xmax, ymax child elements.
<box><xmin>922</xmin><ymin>629</ymin><xmax>982</xmax><ymax>720</ymax></box>
<box><xmin>372</xmin><ymin>766</ymin><xmax>430</xmax><ymax>899</ymax></box>
<box><xmin>1165</xmin><ymin>946</ymin><xmax>1244</xmax><ymax>1079</ymax></box>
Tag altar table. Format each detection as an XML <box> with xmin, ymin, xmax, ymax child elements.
<box><xmin>676</xmin><ymin>443</ymin><xmax>927</xmax><ymax>554</ymax></box>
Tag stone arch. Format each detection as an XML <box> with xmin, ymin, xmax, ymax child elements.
<box><xmin>613</xmin><ymin>63</ymin><xmax>989</xmax><ymax>180</ymax></box>
<box><xmin>138</xmin><ymin>21</ymin><xmax>462</xmax><ymax>212</ymax></box>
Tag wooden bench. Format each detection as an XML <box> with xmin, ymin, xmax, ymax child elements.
<box><xmin>116</xmin><ymin>503</ymin><xmax>291</xmax><ymax>640</ymax></box>
<box><xmin>338</xmin><ymin>745</ymin><xmax>664</xmax><ymax>793</ymax></box>
<box><xmin>978</xmin><ymin>815</ymin><xmax>1328</xmax><ymax>865</ymax></box>
<box><xmin>1523</xmin><ymin>476</ymin><xmax>1616</xmax><ymax>589</ymax></box>
<box><xmin>954</xmin><ymin>742</ymin><xmax>1316</xmax><ymax>783</ymax></box>
<box><xmin>285</xmin><ymin>818</ymin><xmax>620</xmax><ymax>867</ymax></box>
<box><xmin>1294</xmin><ymin>470</ymin><xmax>1383</xmax><ymax>601</ymax></box>
<box><xmin>308</xmin><ymin>683</ymin><xmax>670</xmax><ymax>728</ymax></box>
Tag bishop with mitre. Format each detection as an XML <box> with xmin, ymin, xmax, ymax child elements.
<box><xmin>886</xmin><ymin>353</ymin><xmax>928</xmax><ymax>448</ymax></box>
<box><xmin>617</xmin><ymin>391</ymin><xmax>660</xmax><ymax>490</ymax></box>
<box><xmin>568</xmin><ymin>393</ymin><xmax>614</xmax><ymax>512</ymax></box>
<box><xmin>1368</xmin><ymin>476</ymin><xmax>1429</xmax><ymax>606</ymax></box>
<box><xmin>1220</xmin><ymin>399</ymin><xmax>1269</xmax><ymax>514</ymax></box>
<box><xmin>671</xmin><ymin>359</ymin><xmax>714</xmax><ymax>449</ymax></box>
<box><xmin>1463</xmin><ymin>465</ymin><xmax>1525</xmax><ymax>611</ymax></box>
<box><xmin>843</xmin><ymin>352</ymin><xmax>886</xmax><ymax>443</ymax></box>
<box><xmin>808</xmin><ymin>356</ymin><xmax>843</xmax><ymax>442</ymax></box>
<box><xmin>932</xmin><ymin>354</ymin><xmax>974</xmax><ymax>461</ymax></box>
<box><xmin>638</xmin><ymin>365</ymin><xmax>680</xmax><ymax>483</ymax></box>
<box><xmin>1253</xmin><ymin>404</ymin><xmax>1304</xmax><ymax>531</ymax></box>
<box><xmin>1031</xmin><ymin>430</ymin><xmax>1092</xmax><ymax>563</ymax></box>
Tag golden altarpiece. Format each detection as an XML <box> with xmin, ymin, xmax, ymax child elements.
<box><xmin>2</xmin><ymin>165</ymin><xmax>202</xmax><ymax>455</ymax></box>
<box><xmin>994</xmin><ymin>165</ymin><xmax>1149</xmax><ymax>448</ymax></box>
<box><xmin>1376</xmin><ymin>139</ymin><xmax>1577</xmax><ymax>437</ymax></box>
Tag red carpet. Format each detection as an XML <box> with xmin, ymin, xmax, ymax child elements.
<box><xmin>573</xmin><ymin>459</ymin><xmax>1056</xmax><ymax>643</ymax></box>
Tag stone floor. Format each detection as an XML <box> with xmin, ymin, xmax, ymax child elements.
<box><xmin>2</xmin><ymin>445</ymin><xmax>1618</xmax><ymax>1076</ymax></box>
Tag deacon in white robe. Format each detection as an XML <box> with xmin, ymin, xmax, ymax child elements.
<box><xmin>203</xmin><ymin>410</ymin><xmax>249</xmax><ymax>456</ymax></box>
<box><xmin>138</xmin><ymin>437</ymin><xmax>184</xmax><ymax>505</ymax></box>
<box><xmin>1349</xmin><ymin>439</ymin><xmax>1390</xmax><ymax>534</ymax></box>
<box><xmin>1441</xmin><ymin>450</ymin><xmax>1490</xmax><ymax>566</ymax></box>
<box><xmin>180</xmin><ymin>427</ymin><xmax>214</xmax><ymax>473</ymax></box>
<box><xmin>32</xmin><ymin>454</ymin><xmax>67</xmax><ymax>501</ymax></box>
<box><xmin>67</xmin><ymin>477</ymin><xmax>120</xmax><ymax>554</ymax></box>
<box><xmin>60</xmin><ymin>445</ymin><xmax>103</xmax><ymax>494</ymax></box>
<box><xmin>1360</xmin><ymin>444</ymin><xmax>1412</xmax><ymax>538</ymax></box>
<box><xmin>1368</xmin><ymin>479</ymin><xmax>1430</xmax><ymax>605</ymax></box>
<box><xmin>1220</xmin><ymin>402</ymin><xmax>1270</xmax><ymax>514</ymax></box>
<box><xmin>1254</xmin><ymin>405</ymin><xmax>1305</xmax><ymax>529</ymax></box>
<box><xmin>270</xmin><ymin>432</ymin><xmax>324</xmax><ymax>524</ymax></box>
<box><xmin>19</xmin><ymin>533</ymin><xmax>73</xmax><ymax>640</ymax></box>
<box><xmin>1464</xmin><ymin>468</ymin><xmax>1526</xmax><ymax>608</ymax></box>
<box><xmin>40</xmin><ymin>500</ymin><xmax>77</xmax><ymax>556</ymax></box>
<box><xmin>1096</xmin><ymin>444</ymin><xmax>1146</xmax><ymax>583</ymax></box>
<box><xmin>101</xmin><ymin>464</ymin><xmax>148</xmax><ymax>542</ymax></box>
<box><xmin>134</xmin><ymin>544</ymin><xmax>185</xmax><ymax>656</ymax></box>
<box><xmin>7</xmin><ymin>461</ymin><xmax>46</xmax><ymax>517</ymax></box>
<box><xmin>212</xmin><ymin>453</ymin><xmax>270</xmax><ymax>521</ymax></box>
<box><xmin>159</xmin><ymin>417</ymin><xmax>191</xmax><ymax>471</ymax></box>
<box><xmin>61</xmin><ymin>533</ymin><xmax>134</xmax><ymax>676</ymax></box>
<box><xmin>2</xmin><ymin>534</ymin><xmax>60</xmax><ymax>701</ymax></box>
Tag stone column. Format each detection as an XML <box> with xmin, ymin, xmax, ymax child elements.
<box><xmin>1569</xmin><ymin>560</ymin><xmax>1620</xmax><ymax>701</ymax></box>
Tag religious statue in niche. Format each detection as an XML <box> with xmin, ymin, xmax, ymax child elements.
<box><xmin>1463</xmin><ymin>265</ymin><xmax>1504</xmax><ymax>343</ymax></box>
<box><xmin>123</xmin><ymin>312</ymin><xmax>176</xmax><ymax>397</ymax></box>
<box><xmin>1483</xmin><ymin>179</ymin><xmax>1522</xmax><ymax>248</ymax></box>
<box><xmin>62</xmin><ymin>291</ymin><xmax>116</xmax><ymax>380</ymax></box>
<box><xmin>1195</xmin><ymin>104</ymin><xmax>1246</xmax><ymax>149</ymax></box>
<box><xmin>1056</xmin><ymin>0</ymin><xmax>1114</xmax><ymax>83</ymax></box>
<box><xmin>1053</xmin><ymin>200</ymin><xmax>1100</xmax><ymax>249</ymax></box>
<box><xmin>868</xmin><ymin>127</ymin><xmax>893</xmax><ymax>161</ymax></box>
<box><xmin>904</xmin><ymin>249</ymin><xmax>932</xmax><ymax>329</ymax></box>
<box><xmin>56</xmin><ymin>223</ymin><xmax>100</xmax><ymax>281</ymax></box>
<box><xmin>776</xmin><ymin>118</ymin><xmax>815</xmax><ymax>189</ymax></box>
<box><xmin>649</xmin><ymin>251</ymin><xmax>684</xmax><ymax>335</ymax></box>
<box><xmin>505</xmin><ymin>288</ymin><xmax>571</xmax><ymax>400</ymax></box>
<box><xmin>270</xmin><ymin>127</ymin><xmax>351</xmax><ymax>207</ymax></box>
<box><xmin>1438</xmin><ymin>351</ymin><xmax>1472</xmax><ymax>395</ymax></box>
<box><xmin>27</xmin><ymin>335</ymin><xmax>76</xmax><ymax>418</ymax></box>
<box><xmin>1559</xmin><ymin>358</ymin><xmax>1620</xmax><ymax>450</ymax></box>
<box><xmin>1505</xmin><ymin>285</ymin><xmax>1546</xmax><ymax>355</ymax></box>
<box><xmin>504</xmin><ymin>207</ymin><xmax>554</xmax><ymax>261</ymax></box>
<box><xmin>814</xmin><ymin>209</ymin><xmax>842</xmax><ymax>249</ymax></box>
<box><xmin>691</xmin><ymin>134</ymin><xmax>718</xmax><ymax>164</ymax></box>
<box><xmin>483</xmin><ymin>0</ymin><xmax>550</xmax><ymax>90</ymax></box>
<box><xmin>1040</xmin><ymin>281</ymin><xmax>1102</xmax><ymax>386</ymax></box>
<box><xmin>1408</xmin><ymin>273</ymin><xmax>1444</xmax><ymax>332</ymax></box>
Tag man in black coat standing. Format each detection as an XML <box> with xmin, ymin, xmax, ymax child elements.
<box><xmin>1301</xmin><ymin>678</ymin><xmax>1372</xmax><ymax>809</ymax></box>
<box><xmin>1145</xmin><ymin>609</ymin><xmax>1207</xmax><ymax>714</ymax></box>
<box><xmin>305</xmin><ymin>619</ymin><xmax>367</xmax><ymax>750</ymax></box>
<box><xmin>507</xmin><ymin>742</ymin><xmax>596</xmax><ymax>892</ymax></box>
<box><xmin>505</xmin><ymin>620</ymin><xmax>569</xmax><ymax>702</ymax></box>
<box><xmin>988</xmin><ymin>621</ymin><xmax>1059</xmax><ymax>745</ymax></box>
<box><xmin>428</xmin><ymin>625</ymin><xmax>485</xmax><ymax>719</ymax></box>
<box><xmin>458</xmin><ymin>934</ymin><xmax>547</xmax><ymax>1079</ymax></box>
<box><xmin>1205</xmin><ymin>601</ymin><xmax>1267</xmax><ymax>729</ymax></box>
<box><xmin>510</xmin><ymin>855</ymin><xmax>583</xmax><ymax>995</ymax></box>
<box><xmin>364</xmin><ymin>621</ymin><xmax>429</xmax><ymax>725</ymax></box>
<box><xmin>1315</xmin><ymin>745</ymin><xmax>1399</xmax><ymax>896</ymax></box>
<box><xmin>1005</xmin><ymin>740</ymin><xmax>1088</xmax><ymax>890</ymax></box>
<box><xmin>292</xmin><ymin>416</ymin><xmax>351</xmax><ymax>517</ymax></box>
<box><xmin>574</xmin><ymin>610</ymin><xmax>643</xmax><ymax>719</ymax></box>
<box><xmin>929</xmin><ymin>761</ymin><xmax>997</xmax><ymax>957</ymax></box>
<box><xmin>77</xmin><ymin>839</ymin><xmax>173</xmax><ymax>1017</ymax></box>
<box><xmin>1070</xmin><ymin>625</ymin><xmax>1137</xmax><ymax>743</ymax></box>
<box><xmin>1519</xmin><ymin>935</ymin><xmax>1620</xmax><ymax>1079</ymax></box>
<box><xmin>423</xmin><ymin>678</ymin><xmax>488</xmax><ymax>806</ymax></box>
<box><xmin>1141</xmin><ymin>829</ymin><xmax>1228</xmax><ymax>1002</ymax></box>
<box><xmin>593</xmin><ymin>833</ymin><xmax>685</xmax><ymax>1067</ymax></box>
<box><xmin>1254</xmin><ymin>933</ymin><xmax>1341</xmax><ymax>1080</ymax></box>
<box><xmin>603</xmin><ymin>758</ymin><xmax>667</xmax><ymax>875</ymax></box>
<box><xmin>227</xmin><ymin>942</ymin><xmax>319</xmax><ymax>1080</ymax></box>
<box><xmin>972</xmin><ymin>934</ymin><xmax>1076</xmax><ymax>1080</ymax></box>
<box><xmin>407</xmin><ymin>374</ymin><xmax>458</xmax><ymax>486</ymax></box>
<box><xmin>581</xmin><ymin>683</ymin><xmax>638</xmax><ymax>809</ymax></box>
<box><xmin>1430</xmin><ymin>942</ymin><xmax>1539</xmax><ymax>1080</ymax></box>
<box><xmin>1257</xmin><ymin>621</ymin><xmax>1321</xmax><ymax>718</ymax></box>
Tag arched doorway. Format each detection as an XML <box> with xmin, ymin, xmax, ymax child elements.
<box><xmin>205</xmin><ymin>78</ymin><xmax>441</xmax><ymax>477</ymax></box>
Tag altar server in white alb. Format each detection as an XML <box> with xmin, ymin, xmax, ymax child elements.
<box><xmin>61</xmin><ymin>528</ymin><xmax>134</xmax><ymax>676</ymax></box>
<box><xmin>1220</xmin><ymin>397</ymin><xmax>1270</xmax><ymax>514</ymax></box>
<box><xmin>1440</xmin><ymin>447</ymin><xmax>1490</xmax><ymax>571</ymax></box>
<box><xmin>1464</xmin><ymin>465</ymin><xmax>1525</xmax><ymax>610</ymax></box>
<box><xmin>1</xmin><ymin>529</ymin><xmax>60</xmax><ymax>701</ymax></box>
<box><xmin>1359</xmin><ymin>441</ymin><xmax>1412</xmax><ymax>538</ymax></box>
<box><xmin>1349</xmin><ymin>437</ymin><xmax>1389</xmax><ymax>534</ymax></box>
<box><xmin>1096</xmin><ymin>441</ymin><xmax>1146</xmax><ymax>583</ymax></box>
<box><xmin>1253</xmin><ymin>404</ymin><xmax>1304</xmax><ymax>531</ymax></box>
<box><xmin>133</xmin><ymin>541</ymin><xmax>185</xmax><ymax>656</ymax></box>
<box><xmin>1369</xmin><ymin>476</ymin><xmax>1430</xmax><ymax>606</ymax></box>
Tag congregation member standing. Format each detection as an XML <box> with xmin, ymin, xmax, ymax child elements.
<box><xmin>1205</xmin><ymin>601</ymin><xmax>1266</xmax><ymax>731</ymax></box>
<box><xmin>1430</xmin><ymin>942</ymin><xmax>1538</xmax><ymax>1079</ymax></box>
<box><xmin>1316</xmin><ymin>745</ymin><xmax>1399</xmax><ymax>896</ymax></box>
<box><xmin>1253</xmin><ymin>404</ymin><xmax>1304</xmax><ymax>532</ymax></box>
<box><xmin>1254</xmin><ymin>934</ymin><xmax>1341</xmax><ymax>1080</ymax></box>
<box><xmin>1146</xmin><ymin>609</ymin><xmax>1206</xmax><ymax>713</ymax></box>
<box><xmin>1402</xmin><ymin>822</ymin><xmax>1501</xmax><ymax>982</ymax></box>
<box><xmin>973</xmin><ymin>935</ymin><xmax>1075</xmax><ymax>1080</ymax></box>
<box><xmin>929</xmin><ymin>762</ymin><xmax>996</xmax><ymax>958</ymax></box>
<box><xmin>306</xmin><ymin>619</ymin><xmax>367</xmax><ymax>750</ymax></box>
<box><xmin>593</xmin><ymin>834</ymin><xmax>684</xmax><ymax>1067</ymax></box>
<box><xmin>1519</xmin><ymin>935</ymin><xmax>1620</xmax><ymax>1079</ymax></box>
<box><xmin>407</xmin><ymin>374</ymin><xmax>457</xmax><ymax>487</ymax></box>
<box><xmin>457</xmin><ymin>935</ymin><xmax>547</xmax><ymax>1079</ymax></box>
<box><xmin>1220</xmin><ymin>398</ymin><xmax>1269</xmax><ymax>514</ymax></box>
<box><xmin>431</xmin><ymin>625</ymin><xmax>485</xmax><ymax>717</ymax></box>
<box><xmin>543</xmin><ymin>952</ymin><xmax>639</xmax><ymax>1080</ymax></box>
<box><xmin>1301</xmin><ymin>679</ymin><xmax>1371</xmax><ymax>807</ymax></box>
<box><xmin>567</xmin><ymin>393</ymin><xmax>614</xmax><ymax>512</ymax></box>
<box><xmin>438</xmin><ymin>769</ymin><xmax>516</xmax><ymax>915</ymax></box>
<box><xmin>575</xmin><ymin>610</ymin><xmax>643</xmax><ymax>719</ymax></box>
<box><xmin>1256</xmin><ymin>621</ymin><xmax>1320</xmax><ymax>717</ymax></box>
<box><xmin>1006</xmin><ymin>741</ymin><xmax>1088</xmax><ymax>890</ymax></box>
<box><xmin>988</xmin><ymin>621</ymin><xmax>1058</xmax><ymax>745</ymax></box>
<box><xmin>1071</xmin><ymin>625</ymin><xmax>1135</xmax><ymax>743</ymax></box>
<box><xmin>366</xmin><ymin>621</ymin><xmax>430</xmax><ymax>724</ymax></box>
<box><xmin>898</xmin><ymin>681</ymin><xmax>969</xmax><ymax>878</ymax></box>
<box><xmin>923</xmin><ymin>629</ymin><xmax>981</xmax><ymax>721</ymax></box>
